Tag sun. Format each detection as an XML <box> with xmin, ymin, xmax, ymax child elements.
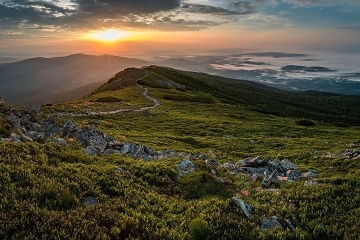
<box><xmin>88</xmin><ymin>29</ymin><xmax>128</xmax><ymax>42</ymax></box>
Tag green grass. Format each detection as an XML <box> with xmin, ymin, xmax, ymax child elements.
<box><xmin>1</xmin><ymin>66</ymin><xmax>360</xmax><ymax>239</ymax></box>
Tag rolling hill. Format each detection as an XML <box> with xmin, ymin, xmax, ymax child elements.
<box><xmin>0</xmin><ymin>54</ymin><xmax>149</xmax><ymax>105</ymax></box>
<box><xmin>0</xmin><ymin>66</ymin><xmax>359</xmax><ymax>239</ymax></box>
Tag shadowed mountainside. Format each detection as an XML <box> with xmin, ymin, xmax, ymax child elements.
<box><xmin>0</xmin><ymin>54</ymin><xmax>149</xmax><ymax>105</ymax></box>
<box><xmin>93</xmin><ymin>66</ymin><xmax>360</xmax><ymax>126</ymax></box>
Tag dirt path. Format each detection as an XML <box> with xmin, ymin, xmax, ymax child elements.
<box><xmin>51</xmin><ymin>71</ymin><xmax>159</xmax><ymax>117</ymax></box>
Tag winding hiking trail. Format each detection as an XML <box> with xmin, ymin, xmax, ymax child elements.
<box><xmin>51</xmin><ymin>71</ymin><xmax>159</xmax><ymax>117</ymax></box>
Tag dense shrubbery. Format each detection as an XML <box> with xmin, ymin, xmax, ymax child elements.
<box><xmin>95</xmin><ymin>96</ymin><xmax>122</xmax><ymax>102</ymax></box>
<box><xmin>296</xmin><ymin>119</ymin><xmax>315</xmax><ymax>126</ymax></box>
<box><xmin>0</xmin><ymin>118</ymin><xmax>12</xmax><ymax>137</ymax></box>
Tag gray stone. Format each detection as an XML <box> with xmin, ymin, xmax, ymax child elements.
<box><xmin>232</xmin><ymin>197</ymin><xmax>252</xmax><ymax>219</ymax></box>
<box><xmin>211</xmin><ymin>169</ymin><xmax>216</xmax><ymax>175</ymax></box>
<box><xmin>133</xmin><ymin>145</ymin><xmax>145</xmax><ymax>159</ymax></box>
<box><xmin>301</xmin><ymin>169</ymin><xmax>317</xmax><ymax>178</ymax></box>
<box><xmin>286</xmin><ymin>170</ymin><xmax>300</xmax><ymax>180</ymax></box>
<box><xmin>20</xmin><ymin>134</ymin><xmax>33</xmax><ymax>142</ymax></box>
<box><xmin>239</xmin><ymin>156</ymin><xmax>268</xmax><ymax>167</ymax></box>
<box><xmin>285</xmin><ymin>219</ymin><xmax>295</xmax><ymax>231</ymax></box>
<box><xmin>279</xmin><ymin>159</ymin><xmax>297</xmax><ymax>172</ymax></box>
<box><xmin>121</xmin><ymin>142</ymin><xmax>131</xmax><ymax>154</ymax></box>
<box><xmin>82</xmin><ymin>196</ymin><xmax>96</xmax><ymax>206</ymax></box>
<box><xmin>104</xmin><ymin>149</ymin><xmax>122</xmax><ymax>155</ymax></box>
<box><xmin>84</xmin><ymin>146</ymin><xmax>100</xmax><ymax>156</ymax></box>
<box><xmin>261</xmin><ymin>170</ymin><xmax>279</xmax><ymax>187</ymax></box>
<box><xmin>304</xmin><ymin>179</ymin><xmax>317</xmax><ymax>186</ymax></box>
<box><xmin>261</xmin><ymin>216</ymin><xmax>283</xmax><ymax>231</ymax></box>
<box><xmin>177</xmin><ymin>159</ymin><xmax>195</xmax><ymax>177</ymax></box>
<box><xmin>8</xmin><ymin>115</ymin><xmax>21</xmax><ymax>129</ymax></box>
<box><xmin>47</xmin><ymin>137</ymin><xmax>67</xmax><ymax>146</ymax></box>
<box><xmin>10</xmin><ymin>133</ymin><xmax>21</xmax><ymax>142</ymax></box>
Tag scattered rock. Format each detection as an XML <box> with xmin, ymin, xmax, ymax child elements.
<box><xmin>47</xmin><ymin>137</ymin><xmax>67</xmax><ymax>146</ymax></box>
<box><xmin>261</xmin><ymin>216</ymin><xmax>283</xmax><ymax>231</ymax></box>
<box><xmin>304</xmin><ymin>179</ymin><xmax>317</xmax><ymax>186</ymax></box>
<box><xmin>177</xmin><ymin>159</ymin><xmax>195</xmax><ymax>177</ymax></box>
<box><xmin>286</xmin><ymin>170</ymin><xmax>300</xmax><ymax>180</ymax></box>
<box><xmin>84</xmin><ymin>146</ymin><xmax>100</xmax><ymax>156</ymax></box>
<box><xmin>285</xmin><ymin>219</ymin><xmax>296</xmax><ymax>231</ymax></box>
<box><xmin>232</xmin><ymin>197</ymin><xmax>252</xmax><ymax>219</ymax></box>
<box><xmin>82</xmin><ymin>196</ymin><xmax>96</xmax><ymax>206</ymax></box>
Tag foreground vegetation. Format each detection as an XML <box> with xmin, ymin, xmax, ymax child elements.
<box><xmin>1</xmin><ymin>66</ymin><xmax>360</xmax><ymax>239</ymax></box>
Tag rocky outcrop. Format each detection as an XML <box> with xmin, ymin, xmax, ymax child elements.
<box><xmin>177</xmin><ymin>160</ymin><xmax>195</xmax><ymax>177</ymax></box>
<box><xmin>261</xmin><ymin>216</ymin><xmax>282</xmax><ymax>231</ymax></box>
<box><xmin>232</xmin><ymin>197</ymin><xmax>252</xmax><ymax>219</ymax></box>
<box><xmin>220</xmin><ymin>156</ymin><xmax>313</xmax><ymax>186</ymax></box>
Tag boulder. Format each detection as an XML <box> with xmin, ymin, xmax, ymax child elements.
<box><xmin>261</xmin><ymin>216</ymin><xmax>283</xmax><ymax>231</ymax></box>
<box><xmin>232</xmin><ymin>197</ymin><xmax>252</xmax><ymax>219</ymax></box>
<box><xmin>20</xmin><ymin>134</ymin><xmax>33</xmax><ymax>142</ymax></box>
<box><xmin>84</xmin><ymin>146</ymin><xmax>100</xmax><ymax>156</ymax></box>
<box><xmin>121</xmin><ymin>142</ymin><xmax>131</xmax><ymax>154</ymax></box>
<box><xmin>10</xmin><ymin>133</ymin><xmax>21</xmax><ymax>142</ymax></box>
<box><xmin>279</xmin><ymin>159</ymin><xmax>297</xmax><ymax>172</ymax></box>
<box><xmin>8</xmin><ymin>115</ymin><xmax>21</xmax><ymax>129</ymax></box>
<box><xmin>177</xmin><ymin>159</ymin><xmax>195</xmax><ymax>177</ymax></box>
<box><xmin>286</xmin><ymin>170</ymin><xmax>300</xmax><ymax>180</ymax></box>
<box><xmin>239</xmin><ymin>156</ymin><xmax>268</xmax><ymax>167</ymax></box>
<box><xmin>47</xmin><ymin>137</ymin><xmax>67</xmax><ymax>146</ymax></box>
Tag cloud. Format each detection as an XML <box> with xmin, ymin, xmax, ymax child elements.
<box><xmin>181</xmin><ymin>1</ymin><xmax>255</xmax><ymax>15</ymax></box>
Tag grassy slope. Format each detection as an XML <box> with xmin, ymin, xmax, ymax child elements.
<box><xmin>1</xmin><ymin>66</ymin><xmax>360</xmax><ymax>239</ymax></box>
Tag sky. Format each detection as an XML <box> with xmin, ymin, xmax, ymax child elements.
<box><xmin>0</xmin><ymin>0</ymin><xmax>360</xmax><ymax>57</ymax></box>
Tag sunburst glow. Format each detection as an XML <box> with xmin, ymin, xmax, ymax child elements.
<box><xmin>88</xmin><ymin>29</ymin><xmax>128</xmax><ymax>42</ymax></box>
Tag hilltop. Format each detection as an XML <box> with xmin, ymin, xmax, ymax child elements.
<box><xmin>0</xmin><ymin>66</ymin><xmax>359</xmax><ymax>239</ymax></box>
<box><xmin>0</xmin><ymin>54</ymin><xmax>149</xmax><ymax>106</ymax></box>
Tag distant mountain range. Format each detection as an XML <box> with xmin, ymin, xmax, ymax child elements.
<box><xmin>1</xmin><ymin>52</ymin><xmax>359</xmax><ymax>106</ymax></box>
<box><xmin>0</xmin><ymin>54</ymin><xmax>149</xmax><ymax>105</ymax></box>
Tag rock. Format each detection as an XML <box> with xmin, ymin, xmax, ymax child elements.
<box><xmin>20</xmin><ymin>134</ymin><xmax>33</xmax><ymax>142</ymax></box>
<box><xmin>107</xmin><ymin>140</ymin><xmax>123</xmax><ymax>150</ymax></box>
<box><xmin>210</xmin><ymin>169</ymin><xmax>216</xmax><ymax>175</ymax></box>
<box><xmin>82</xmin><ymin>196</ymin><xmax>96</xmax><ymax>206</ymax></box>
<box><xmin>104</xmin><ymin>149</ymin><xmax>122</xmax><ymax>155</ymax></box>
<box><xmin>261</xmin><ymin>170</ymin><xmax>279</xmax><ymax>187</ymax></box>
<box><xmin>239</xmin><ymin>156</ymin><xmax>268</xmax><ymax>167</ymax></box>
<box><xmin>286</xmin><ymin>170</ymin><xmax>300</xmax><ymax>180</ymax></box>
<box><xmin>47</xmin><ymin>137</ymin><xmax>67</xmax><ymax>146</ymax></box>
<box><xmin>121</xmin><ymin>142</ymin><xmax>131</xmax><ymax>154</ymax></box>
<box><xmin>89</xmin><ymin>134</ymin><xmax>108</xmax><ymax>152</ymax></box>
<box><xmin>301</xmin><ymin>169</ymin><xmax>316</xmax><ymax>178</ymax></box>
<box><xmin>240</xmin><ymin>167</ymin><xmax>269</xmax><ymax>175</ymax></box>
<box><xmin>133</xmin><ymin>145</ymin><xmax>145</xmax><ymax>159</ymax></box>
<box><xmin>261</xmin><ymin>216</ymin><xmax>283</xmax><ymax>231</ymax></box>
<box><xmin>8</xmin><ymin>115</ymin><xmax>21</xmax><ymax>129</ymax></box>
<box><xmin>249</xmin><ymin>173</ymin><xmax>258</xmax><ymax>182</ymax></box>
<box><xmin>116</xmin><ymin>166</ymin><xmax>125</xmax><ymax>174</ymax></box>
<box><xmin>304</xmin><ymin>179</ymin><xmax>317</xmax><ymax>186</ymax></box>
<box><xmin>268</xmin><ymin>159</ymin><xmax>281</xmax><ymax>171</ymax></box>
<box><xmin>222</xmin><ymin>161</ymin><xmax>239</xmax><ymax>174</ymax></box>
<box><xmin>27</xmin><ymin>131</ymin><xmax>45</xmax><ymax>142</ymax></box>
<box><xmin>279</xmin><ymin>159</ymin><xmax>297</xmax><ymax>172</ymax></box>
<box><xmin>10</xmin><ymin>133</ymin><xmax>21</xmax><ymax>142</ymax></box>
<box><xmin>177</xmin><ymin>159</ymin><xmax>195</xmax><ymax>177</ymax></box>
<box><xmin>208</xmin><ymin>149</ymin><xmax>216</xmax><ymax>158</ymax></box>
<box><xmin>285</xmin><ymin>219</ymin><xmax>296</xmax><ymax>231</ymax></box>
<box><xmin>232</xmin><ymin>197</ymin><xmax>252</xmax><ymax>219</ymax></box>
<box><xmin>84</xmin><ymin>146</ymin><xmax>100</xmax><ymax>156</ymax></box>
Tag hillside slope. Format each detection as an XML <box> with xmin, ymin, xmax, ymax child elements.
<box><xmin>0</xmin><ymin>66</ymin><xmax>359</xmax><ymax>239</ymax></box>
<box><xmin>0</xmin><ymin>54</ymin><xmax>149</xmax><ymax>105</ymax></box>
